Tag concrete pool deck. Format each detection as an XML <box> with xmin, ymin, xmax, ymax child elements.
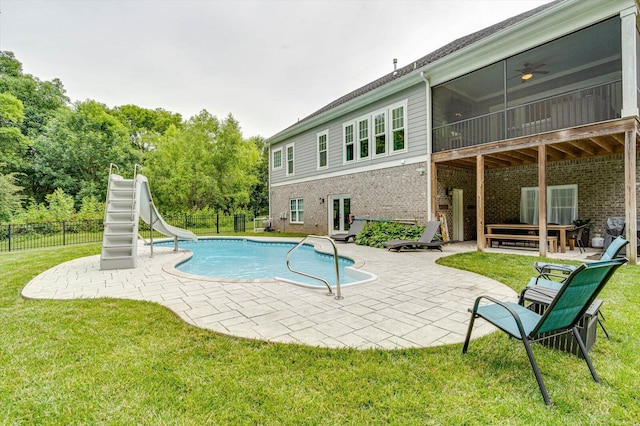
<box><xmin>21</xmin><ymin>238</ymin><xmax>599</xmax><ymax>350</ymax></box>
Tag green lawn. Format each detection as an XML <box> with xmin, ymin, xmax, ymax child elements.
<box><xmin>1</xmin><ymin>245</ymin><xmax>639</xmax><ymax>424</ymax></box>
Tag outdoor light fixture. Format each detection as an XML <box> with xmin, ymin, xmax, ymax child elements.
<box><xmin>521</xmin><ymin>72</ymin><xmax>534</xmax><ymax>81</ymax></box>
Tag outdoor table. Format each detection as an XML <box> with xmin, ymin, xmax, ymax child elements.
<box><xmin>485</xmin><ymin>223</ymin><xmax>574</xmax><ymax>253</ymax></box>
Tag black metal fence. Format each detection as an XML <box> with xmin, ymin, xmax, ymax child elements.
<box><xmin>1</xmin><ymin>214</ymin><xmax>250</xmax><ymax>253</ymax></box>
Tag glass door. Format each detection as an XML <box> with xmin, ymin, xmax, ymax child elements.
<box><xmin>330</xmin><ymin>194</ymin><xmax>351</xmax><ymax>234</ymax></box>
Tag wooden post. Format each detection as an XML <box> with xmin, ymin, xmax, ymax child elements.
<box><xmin>477</xmin><ymin>155</ymin><xmax>485</xmax><ymax>251</ymax></box>
<box><xmin>625</xmin><ymin>130</ymin><xmax>637</xmax><ymax>264</ymax></box>
<box><xmin>538</xmin><ymin>145</ymin><xmax>548</xmax><ymax>257</ymax></box>
<box><xmin>431</xmin><ymin>161</ymin><xmax>438</xmax><ymax>221</ymax></box>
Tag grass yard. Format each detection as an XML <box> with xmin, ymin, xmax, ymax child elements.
<box><xmin>1</xmin><ymin>245</ymin><xmax>639</xmax><ymax>424</ymax></box>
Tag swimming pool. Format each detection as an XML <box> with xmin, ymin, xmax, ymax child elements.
<box><xmin>160</xmin><ymin>238</ymin><xmax>376</xmax><ymax>287</ymax></box>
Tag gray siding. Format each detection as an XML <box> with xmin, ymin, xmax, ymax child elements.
<box><xmin>270</xmin><ymin>83</ymin><xmax>427</xmax><ymax>185</ymax></box>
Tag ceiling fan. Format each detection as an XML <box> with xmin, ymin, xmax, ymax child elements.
<box><xmin>515</xmin><ymin>62</ymin><xmax>548</xmax><ymax>82</ymax></box>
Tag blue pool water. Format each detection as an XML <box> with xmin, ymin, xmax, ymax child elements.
<box><xmin>159</xmin><ymin>238</ymin><xmax>370</xmax><ymax>287</ymax></box>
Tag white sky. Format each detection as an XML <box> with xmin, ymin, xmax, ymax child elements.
<box><xmin>0</xmin><ymin>0</ymin><xmax>552</xmax><ymax>139</ymax></box>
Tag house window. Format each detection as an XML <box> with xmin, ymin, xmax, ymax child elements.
<box><xmin>317</xmin><ymin>131</ymin><xmax>328</xmax><ymax>169</ymax></box>
<box><xmin>290</xmin><ymin>198</ymin><xmax>304</xmax><ymax>223</ymax></box>
<box><xmin>374</xmin><ymin>111</ymin><xmax>386</xmax><ymax>156</ymax></box>
<box><xmin>520</xmin><ymin>184</ymin><xmax>578</xmax><ymax>225</ymax></box>
<box><xmin>391</xmin><ymin>104</ymin><xmax>406</xmax><ymax>152</ymax></box>
<box><xmin>343</xmin><ymin>124</ymin><xmax>355</xmax><ymax>163</ymax></box>
<box><xmin>286</xmin><ymin>143</ymin><xmax>294</xmax><ymax>175</ymax></box>
<box><xmin>272</xmin><ymin>148</ymin><xmax>282</xmax><ymax>170</ymax></box>
<box><xmin>358</xmin><ymin>118</ymin><xmax>369</xmax><ymax>160</ymax></box>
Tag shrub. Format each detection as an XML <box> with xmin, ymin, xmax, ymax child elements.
<box><xmin>354</xmin><ymin>221</ymin><xmax>425</xmax><ymax>248</ymax></box>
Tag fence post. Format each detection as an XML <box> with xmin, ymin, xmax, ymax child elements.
<box><xmin>184</xmin><ymin>213</ymin><xmax>188</xmax><ymax>230</ymax></box>
<box><xmin>62</xmin><ymin>221</ymin><xmax>66</xmax><ymax>246</ymax></box>
<box><xmin>216</xmin><ymin>214</ymin><xmax>219</xmax><ymax>234</ymax></box>
<box><xmin>7</xmin><ymin>224</ymin><xmax>11</xmax><ymax>252</ymax></box>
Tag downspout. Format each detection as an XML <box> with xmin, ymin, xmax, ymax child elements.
<box><xmin>267</xmin><ymin>143</ymin><xmax>272</xmax><ymax>227</ymax></box>
<box><xmin>420</xmin><ymin>71</ymin><xmax>433</xmax><ymax>221</ymax></box>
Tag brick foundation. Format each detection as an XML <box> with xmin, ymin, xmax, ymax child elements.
<box><xmin>271</xmin><ymin>154</ymin><xmax>639</xmax><ymax>240</ymax></box>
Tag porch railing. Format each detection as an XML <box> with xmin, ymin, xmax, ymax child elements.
<box><xmin>433</xmin><ymin>80</ymin><xmax>622</xmax><ymax>153</ymax></box>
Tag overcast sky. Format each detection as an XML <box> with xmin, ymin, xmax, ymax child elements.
<box><xmin>1</xmin><ymin>0</ymin><xmax>552</xmax><ymax>138</ymax></box>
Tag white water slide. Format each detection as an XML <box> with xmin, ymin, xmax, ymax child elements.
<box><xmin>100</xmin><ymin>166</ymin><xmax>197</xmax><ymax>270</ymax></box>
<box><xmin>137</xmin><ymin>174</ymin><xmax>198</xmax><ymax>244</ymax></box>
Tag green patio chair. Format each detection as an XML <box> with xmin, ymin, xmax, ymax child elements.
<box><xmin>533</xmin><ymin>235</ymin><xmax>629</xmax><ymax>281</ymax></box>
<box><xmin>462</xmin><ymin>258</ymin><xmax>627</xmax><ymax>405</ymax></box>
<box><xmin>526</xmin><ymin>236</ymin><xmax>629</xmax><ymax>339</ymax></box>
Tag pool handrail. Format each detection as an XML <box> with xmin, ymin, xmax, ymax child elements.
<box><xmin>286</xmin><ymin>236</ymin><xmax>343</xmax><ymax>300</ymax></box>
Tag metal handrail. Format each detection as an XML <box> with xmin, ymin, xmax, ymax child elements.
<box><xmin>285</xmin><ymin>235</ymin><xmax>343</xmax><ymax>300</ymax></box>
<box><xmin>104</xmin><ymin>163</ymin><xmax>120</xmax><ymax>222</ymax></box>
<box><xmin>131</xmin><ymin>164</ymin><xmax>143</xmax><ymax>220</ymax></box>
<box><xmin>109</xmin><ymin>163</ymin><xmax>120</xmax><ymax>176</ymax></box>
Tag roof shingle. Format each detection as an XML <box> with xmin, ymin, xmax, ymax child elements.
<box><xmin>276</xmin><ymin>0</ymin><xmax>562</xmax><ymax>136</ymax></box>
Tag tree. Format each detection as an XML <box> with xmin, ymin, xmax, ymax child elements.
<box><xmin>248</xmin><ymin>136</ymin><xmax>269</xmax><ymax>215</ymax></box>
<box><xmin>30</xmin><ymin>100</ymin><xmax>143</xmax><ymax>206</ymax></box>
<box><xmin>111</xmin><ymin>104</ymin><xmax>183</xmax><ymax>151</ymax></box>
<box><xmin>0</xmin><ymin>169</ymin><xmax>23</xmax><ymax>223</ymax></box>
<box><xmin>146</xmin><ymin>111</ymin><xmax>259</xmax><ymax>213</ymax></box>
<box><xmin>0</xmin><ymin>51</ymin><xmax>69</xmax><ymax>139</ymax></box>
<box><xmin>1</xmin><ymin>52</ymin><xmax>70</xmax><ymax>201</ymax></box>
<box><xmin>0</xmin><ymin>92</ymin><xmax>29</xmax><ymax>173</ymax></box>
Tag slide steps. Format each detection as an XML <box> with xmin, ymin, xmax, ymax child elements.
<box><xmin>100</xmin><ymin>176</ymin><xmax>138</xmax><ymax>270</ymax></box>
<box><xmin>100</xmin><ymin>166</ymin><xmax>197</xmax><ymax>271</ymax></box>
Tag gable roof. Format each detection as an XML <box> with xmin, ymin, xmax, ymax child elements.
<box><xmin>268</xmin><ymin>0</ymin><xmax>564</xmax><ymax>143</ymax></box>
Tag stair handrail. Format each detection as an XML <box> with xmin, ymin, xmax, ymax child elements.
<box><xmin>104</xmin><ymin>163</ymin><xmax>120</xmax><ymax>222</ymax></box>
<box><xmin>109</xmin><ymin>163</ymin><xmax>120</xmax><ymax>176</ymax></box>
<box><xmin>131</xmin><ymin>164</ymin><xmax>143</xmax><ymax>220</ymax></box>
<box><xmin>285</xmin><ymin>236</ymin><xmax>343</xmax><ymax>300</ymax></box>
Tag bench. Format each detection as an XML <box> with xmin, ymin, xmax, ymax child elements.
<box><xmin>486</xmin><ymin>233</ymin><xmax>558</xmax><ymax>253</ymax></box>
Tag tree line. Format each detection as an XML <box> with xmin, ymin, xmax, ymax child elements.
<box><xmin>0</xmin><ymin>51</ymin><xmax>268</xmax><ymax>223</ymax></box>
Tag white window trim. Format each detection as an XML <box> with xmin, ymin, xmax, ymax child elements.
<box><xmin>286</xmin><ymin>143</ymin><xmax>295</xmax><ymax>176</ymax></box>
<box><xmin>271</xmin><ymin>147</ymin><xmax>283</xmax><ymax>170</ymax></box>
<box><xmin>290</xmin><ymin>198</ymin><xmax>304</xmax><ymax>224</ymax></box>
<box><xmin>389</xmin><ymin>100</ymin><xmax>408</xmax><ymax>154</ymax></box>
<box><xmin>343</xmin><ymin>122</ymin><xmax>356</xmax><ymax>165</ymax></box>
<box><xmin>520</xmin><ymin>184</ymin><xmax>578</xmax><ymax>225</ymax></box>
<box><xmin>356</xmin><ymin>115</ymin><xmax>371</xmax><ymax>162</ymax></box>
<box><xmin>372</xmin><ymin>108</ymin><xmax>388</xmax><ymax>158</ymax></box>
<box><xmin>317</xmin><ymin>130</ymin><xmax>329</xmax><ymax>170</ymax></box>
<box><xmin>337</xmin><ymin>99</ymin><xmax>408</xmax><ymax>164</ymax></box>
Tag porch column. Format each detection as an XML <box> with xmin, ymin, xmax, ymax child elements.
<box><xmin>625</xmin><ymin>130</ymin><xmax>638</xmax><ymax>264</ymax></box>
<box><xmin>621</xmin><ymin>6</ymin><xmax>639</xmax><ymax>118</ymax></box>
<box><xmin>430</xmin><ymin>161</ymin><xmax>438</xmax><ymax>220</ymax></box>
<box><xmin>477</xmin><ymin>155</ymin><xmax>485</xmax><ymax>251</ymax></box>
<box><xmin>538</xmin><ymin>145</ymin><xmax>548</xmax><ymax>257</ymax></box>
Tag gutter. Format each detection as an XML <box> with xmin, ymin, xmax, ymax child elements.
<box><xmin>267</xmin><ymin>0</ymin><xmax>625</xmax><ymax>146</ymax></box>
<box><xmin>267</xmin><ymin>71</ymin><xmax>423</xmax><ymax>145</ymax></box>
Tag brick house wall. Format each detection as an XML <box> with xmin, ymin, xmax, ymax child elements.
<box><xmin>484</xmin><ymin>154</ymin><xmax>637</xmax><ymax>236</ymax></box>
<box><xmin>271</xmin><ymin>154</ymin><xmax>639</xmax><ymax>241</ymax></box>
<box><xmin>270</xmin><ymin>163</ymin><xmax>429</xmax><ymax>235</ymax></box>
<box><xmin>438</xmin><ymin>153</ymin><xmax>639</xmax><ymax>242</ymax></box>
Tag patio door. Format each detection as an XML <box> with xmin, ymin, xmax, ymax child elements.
<box><xmin>329</xmin><ymin>194</ymin><xmax>351</xmax><ymax>234</ymax></box>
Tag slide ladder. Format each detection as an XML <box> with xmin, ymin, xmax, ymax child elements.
<box><xmin>100</xmin><ymin>164</ymin><xmax>139</xmax><ymax>270</ymax></box>
<box><xmin>100</xmin><ymin>164</ymin><xmax>197</xmax><ymax>270</ymax></box>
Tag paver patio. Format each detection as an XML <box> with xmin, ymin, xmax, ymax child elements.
<box><xmin>22</xmin><ymin>238</ymin><xmax>594</xmax><ymax>350</ymax></box>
